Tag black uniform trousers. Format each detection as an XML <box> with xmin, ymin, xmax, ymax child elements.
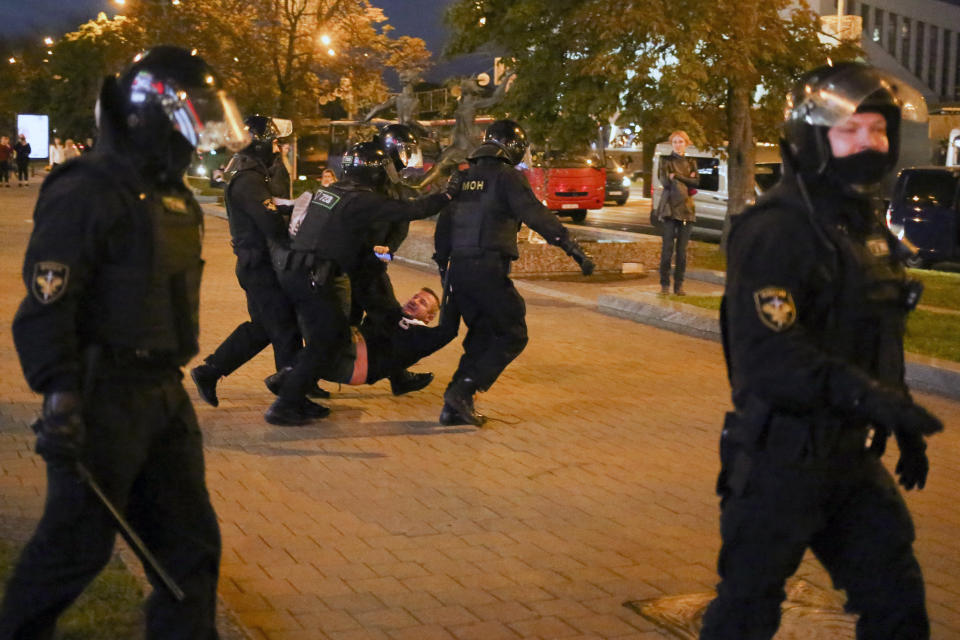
<box><xmin>0</xmin><ymin>366</ymin><xmax>221</xmax><ymax>640</ymax></box>
<box><xmin>700</xmin><ymin>433</ymin><xmax>927</xmax><ymax>640</ymax></box>
<box><xmin>206</xmin><ymin>261</ymin><xmax>300</xmax><ymax>375</ymax></box>
<box><xmin>275</xmin><ymin>266</ymin><xmax>350</xmax><ymax>403</ymax></box>
<box><xmin>448</xmin><ymin>252</ymin><xmax>528</xmax><ymax>391</ymax></box>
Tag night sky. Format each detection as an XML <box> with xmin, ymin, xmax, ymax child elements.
<box><xmin>0</xmin><ymin>0</ymin><xmax>489</xmax><ymax>84</ymax></box>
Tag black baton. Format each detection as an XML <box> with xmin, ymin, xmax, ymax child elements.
<box><xmin>76</xmin><ymin>462</ymin><xmax>186</xmax><ymax>602</ymax></box>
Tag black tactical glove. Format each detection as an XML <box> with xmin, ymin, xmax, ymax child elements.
<box><xmin>444</xmin><ymin>170</ymin><xmax>463</xmax><ymax>200</ymax></box>
<box><xmin>894</xmin><ymin>430</ymin><xmax>929</xmax><ymax>491</ymax></box>
<box><xmin>558</xmin><ymin>236</ymin><xmax>595</xmax><ymax>276</ymax></box>
<box><xmin>856</xmin><ymin>387</ymin><xmax>944</xmax><ymax>438</ymax></box>
<box><xmin>34</xmin><ymin>391</ymin><xmax>85</xmax><ymax>463</ymax></box>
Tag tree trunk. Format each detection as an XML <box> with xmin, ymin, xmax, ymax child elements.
<box><xmin>722</xmin><ymin>80</ymin><xmax>755</xmax><ymax>249</ymax></box>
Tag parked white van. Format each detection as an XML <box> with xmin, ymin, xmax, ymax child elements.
<box><xmin>651</xmin><ymin>142</ymin><xmax>782</xmax><ymax>239</ymax></box>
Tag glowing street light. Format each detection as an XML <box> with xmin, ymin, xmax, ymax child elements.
<box><xmin>320</xmin><ymin>34</ymin><xmax>331</xmax><ymax>46</ymax></box>
<box><xmin>43</xmin><ymin>37</ymin><xmax>54</xmax><ymax>45</ymax></box>
<box><xmin>327</xmin><ymin>48</ymin><xmax>336</xmax><ymax>56</ymax></box>
<box><xmin>8</xmin><ymin>57</ymin><xmax>16</xmax><ymax>64</ymax></box>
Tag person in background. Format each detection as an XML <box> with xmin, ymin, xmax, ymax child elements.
<box><xmin>0</xmin><ymin>136</ymin><xmax>12</xmax><ymax>187</ymax></box>
<box><xmin>14</xmin><ymin>134</ymin><xmax>32</xmax><ymax>187</ymax></box>
<box><xmin>321</xmin><ymin>167</ymin><xmax>337</xmax><ymax>187</ymax></box>
<box><xmin>657</xmin><ymin>130</ymin><xmax>699</xmax><ymax>296</ymax></box>
<box><xmin>48</xmin><ymin>137</ymin><xmax>64</xmax><ymax>169</ymax></box>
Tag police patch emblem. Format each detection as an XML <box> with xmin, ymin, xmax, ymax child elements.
<box><xmin>262</xmin><ymin>198</ymin><xmax>278</xmax><ymax>212</ymax></box>
<box><xmin>312</xmin><ymin>189</ymin><xmax>341</xmax><ymax>209</ymax></box>
<box><xmin>753</xmin><ymin>286</ymin><xmax>797</xmax><ymax>332</ymax></box>
<box><xmin>32</xmin><ymin>261</ymin><xmax>69</xmax><ymax>304</ymax></box>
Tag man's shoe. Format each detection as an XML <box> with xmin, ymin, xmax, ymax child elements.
<box><xmin>190</xmin><ymin>364</ymin><xmax>221</xmax><ymax>407</ymax></box>
<box><xmin>302</xmin><ymin>398</ymin><xmax>331</xmax><ymax>419</ymax></box>
<box><xmin>443</xmin><ymin>378</ymin><xmax>484</xmax><ymax>427</ymax></box>
<box><xmin>439</xmin><ymin>403</ymin><xmax>486</xmax><ymax>426</ymax></box>
<box><xmin>389</xmin><ymin>370</ymin><xmax>434</xmax><ymax>396</ymax></box>
<box><xmin>674</xmin><ymin>287</ymin><xmax>686</xmax><ymax>296</ymax></box>
<box><xmin>265</xmin><ymin>397</ymin><xmax>315</xmax><ymax>426</ymax></box>
<box><xmin>659</xmin><ymin>286</ymin><xmax>670</xmax><ymax>296</ymax></box>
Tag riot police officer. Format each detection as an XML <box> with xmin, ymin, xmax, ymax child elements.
<box><xmin>1</xmin><ymin>46</ymin><xmax>246</xmax><ymax>638</ymax></box>
<box><xmin>700</xmin><ymin>62</ymin><xmax>944</xmax><ymax>639</ymax></box>
<box><xmin>190</xmin><ymin>115</ymin><xmax>307</xmax><ymax>408</ymax></box>
<box><xmin>435</xmin><ymin>119</ymin><xmax>594</xmax><ymax>426</ymax></box>
<box><xmin>266</xmin><ymin>139</ymin><xmax>456</xmax><ymax>425</ymax></box>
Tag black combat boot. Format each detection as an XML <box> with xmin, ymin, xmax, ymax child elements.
<box><xmin>442</xmin><ymin>377</ymin><xmax>484</xmax><ymax>426</ymax></box>
<box><xmin>389</xmin><ymin>370</ymin><xmax>434</xmax><ymax>396</ymax></box>
<box><xmin>439</xmin><ymin>402</ymin><xmax>486</xmax><ymax>426</ymax></box>
<box><xmin>190</xmin><ymin>363</ymin><xmax>222</xmax><ymax>407</ymax></box>
<box><xmin>264</xmin><ymin>368</ymin><xmax>291</xmax><ymax>395</ymax></box>
<box><xmin>265</xmin><ymin>397</ymin><xmax>315</xmax><ymax>426</ymax></box>
<box><xmin>302</xmin><ymin>398</ymin><xmax>331</xmax><ymax>419</ymax></box>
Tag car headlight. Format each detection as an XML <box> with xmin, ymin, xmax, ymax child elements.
<box><xmin>621</xmin><ymin>177</ymin><xmax>631</xmax><ymax>187</ymax></box>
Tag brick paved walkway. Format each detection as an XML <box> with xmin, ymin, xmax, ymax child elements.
<box><xmin>1</xmin><ymin>186</ymin><xmax>958</xmax><ymax>639</ymax></box>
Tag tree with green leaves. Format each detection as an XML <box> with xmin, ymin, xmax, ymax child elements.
<box><xmin>445</xmin><ymin>0</ymin><xmax>858</xmax><ymax>223</ymax></box>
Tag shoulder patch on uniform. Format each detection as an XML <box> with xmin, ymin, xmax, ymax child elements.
<box><xmin>32</xmin><ymin>261</ymin><xmax>69</xmax><ymax>304</ymax></box>
<box><xmin>867</xmin><ymin>236</ymin><xmax>890</xmax><ymax>257</ymax></box>
<box><xmin>312</xmin><ymin>189</ymin><xmax>341</xmax><ymax>209</ymax></box>
<box><xmin>161</xmin><ymin>195</ymin><xmax>188</xmax><ymax>214</ymax></box>
<box><xmin>753</xmin><ymin>286</ymin><xmax>797</xmax><ymax>332</ymax></box>
<box><xmin>262</xmin><ymin>198</ymin><xmax>278</xmax><ymax>212</ymax></box>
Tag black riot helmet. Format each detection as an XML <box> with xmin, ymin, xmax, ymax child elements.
<box><xmin>478</xmin><ymin>119</ymin><xmax>528</xmax><ymax>165</ymax></box>
<box><xmin>242</xmin><ymin>115</ymin><xmax>293</xmax><ymax>165</ymax></box>
<box><xmin>781</xmin><ymin>61</ymin><xmax>927</xmax><ymax>181</ymax></box>
<box><xmin>96</xmin><ymin>46</ymin><xmax>249</xmax><ymax>181</ymax></box>
<box><xmin>341</xmin><ymin>141</ymin><xmax>388</xmax><ymax>188</ymax></box>
<box><xmin>380</xmin><ymin>124</ymin><xmax>419</xmax><ymax>171</ymax></box>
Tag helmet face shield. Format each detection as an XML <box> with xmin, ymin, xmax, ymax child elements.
<box><xmin>785</xmin><ymin>65</ymin><xmax>928</xmax><ymax>128</ymax></box>
<box><xmin>127</xmin><ymin>67</ymin><xmax>250</xmax><ymax>152</ymax></box>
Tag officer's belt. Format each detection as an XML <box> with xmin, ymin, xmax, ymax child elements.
<box><xmin>98</xmin><ymin>345</ymin><xmax>179</xmax><ymax>369</ymax></box>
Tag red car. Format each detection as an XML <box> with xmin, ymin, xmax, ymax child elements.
<box><xmin>522</xmin><ymin>149</ymin><xmax>605</xmax><ymax>223</ymax></box>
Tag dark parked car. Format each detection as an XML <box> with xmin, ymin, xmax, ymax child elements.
<box><xmin>604</xmin><ymin>158</ymin><xmax>631</xmax><ymax>205</ymax></box>
<box><xmin>886</xmin><ymin>167</ymin><xmax>960</xmax><ymax>268</ymax></box>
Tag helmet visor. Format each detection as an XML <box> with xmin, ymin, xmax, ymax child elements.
<box><xmin>129</xmin><ymin>70</ymin><xmax>251</xmax><ymax>152</ymax></box>
<box><xmin>786</xmin><ymin>66</ymin><xmax>928</xmax><ymax>127</ymax></box>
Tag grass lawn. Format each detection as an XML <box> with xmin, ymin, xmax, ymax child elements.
<box><xmin>672</xmin><ymin>293</ymin><xmax>960</xmax><ymax>363</ymax></box>
<box><xmin>0</xmin><ymin>538</ymin><xmax>145</xmax><ymax>638</ymax></box>
<box><xmin>908</xmin><ymin>269</ymin><xmax>960</xmax><ymax>311</ymax></box>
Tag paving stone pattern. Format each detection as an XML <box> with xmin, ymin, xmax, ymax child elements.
<box><xmin>1</xmin><ymin>187</ymin><xmax>959</xmax><ymax>639</ymax></box>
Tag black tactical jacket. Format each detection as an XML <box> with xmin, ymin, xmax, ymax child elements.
<box><xmin>13</xmin><ymin>152</ymin><xmax>204</xmax><ymax>392</ymax></box>
<box><xmin>722</xmin><ymin>168</ymin><xmax>915</xmax><ymax>420</ymax></box>
<box><xmin>226</xmin><ymin>155</ymin><xmax>289</xmax><ymax>268</ymax></box>
<box><xmin>291</xmin><ymin>181</ymin><xmax>448</xmax><ymax>274</ymax></box>
<box><xmin>437</xmin><ymin>155</ymin><xmax>570</xmax><ymax>262</ymax></box>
